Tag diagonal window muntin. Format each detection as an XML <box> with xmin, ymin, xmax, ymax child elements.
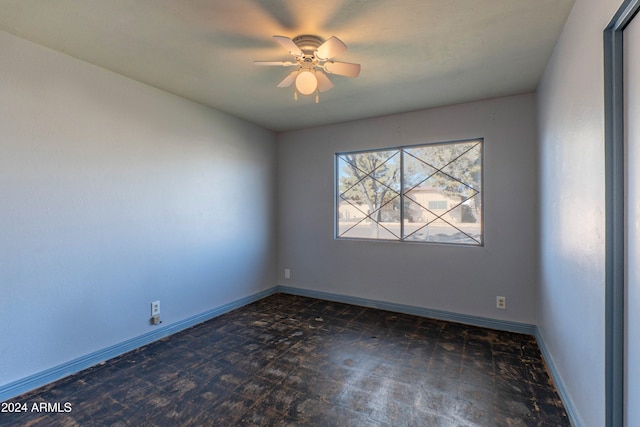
<box><xmin>403</xmin><ymin>142</ymin><xmax>481</xmax><ymax>195</ymax></box>
<box><xmin>338</xmin><ymin>193</ymin><xmax>401</xmax><ymax>238</ymax></box>
<box><xmin>402</xmin><ymin>197</ymin><xmax>482</xmax><ymax>244</ymax></box>
<box><xmin>338</xmin><ymin>150</ymin><xmax>401</xmax><ymax>197</ymax></box>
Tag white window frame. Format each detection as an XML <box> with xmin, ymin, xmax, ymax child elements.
<box><xmin>335</xmin><ymin>138</ymin><xmax>484</xmax><ymax>246</ymax></box>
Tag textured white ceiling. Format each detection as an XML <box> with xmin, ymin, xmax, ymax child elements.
<box><xmin>0</xmin><ymin>0</ymin><xmax>575</xmax><ymax>131</ymax></box>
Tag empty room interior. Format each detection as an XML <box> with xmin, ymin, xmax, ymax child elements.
<box><xmin>1</xmin><ymin>0</ymin><xmax>637</xmax><ymax>426</ymax></box>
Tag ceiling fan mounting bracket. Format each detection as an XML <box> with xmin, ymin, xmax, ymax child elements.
<box><xmin>292</xmin><ymin>35</ymin><xmax>324</xmax><ymax>54</ymax></box>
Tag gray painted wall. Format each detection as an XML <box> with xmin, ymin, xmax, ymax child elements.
<box><xmin>0</xmin><ymin>31</ymin><xmax>277</xmax><ymax>387</ymax></box>
<box><xmin>536</xmin><ymin>0</ymin><xmax>623</xmax><ymax>425</ymax></box>
<box><xmin>277</xmin><ymin>94</ymin><xmax>538</xmax><ymax>325</ymax></box>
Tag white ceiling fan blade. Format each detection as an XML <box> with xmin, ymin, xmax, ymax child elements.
<box><xmin>276</xmin><ymin>70</ymin><xmax>299</xmax><ymax>88</ymax></box>
<box><xmin>316</xmin><ymin>71</ymin><xmax>334</xmax><ymax>92</ymax></box>
<box><xmin>324</xmin><ymin>61</ymin><xmax>361</xmax><ymax>78</ymax></box>
<box><xmin>254</xmin><ymin>61</ymin><xmax>295</xmax><ymax>66</ymax></box>
<box><xmin>273</xmin><ymin>35</ymin><xmax>303</xmax><ymax>56</ymax></box>
<box><xmin>315</xmin><ymin>36</ymin><xmax>347</xmax><ymax>60</ymax></box>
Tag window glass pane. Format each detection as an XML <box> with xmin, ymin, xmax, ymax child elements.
<box><xmin>337</xmin><ymin>150</ymin><xmax>401</xmax><ymax>240</ymax></box>
<box><xmin>404</xmin><ymin>221</ymin><xmax>481</xmax><ymax>245</ymax></box>
<box><xmin>338</xmin><ymin>217</ymin><xmax>400</xmax><ymax>240</ymax></box>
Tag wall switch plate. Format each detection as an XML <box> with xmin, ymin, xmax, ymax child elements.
<box><xmin>496</xmin><ymin>296</ymin><xmax>506</xmax><ymax>309</ymax></box>
<box><xmin>284</xmin><ymin>269</ymin><xmax>290</xmax><ymax>279</ymax></box>
<box><xmin>151</xmin><ymin>301</ymin><xmax>160</xmax><ymax>316</ymax></box>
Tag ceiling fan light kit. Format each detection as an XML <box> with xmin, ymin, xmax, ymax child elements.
<box><xmin>295</xmin><ymin>70</ymin><xmax>317</xmax><ymax>95</ymax></box>
<box><xmin>255</xmin><ymin>34</ymin><xmax>361</xmax><ymax>103</ymax></box>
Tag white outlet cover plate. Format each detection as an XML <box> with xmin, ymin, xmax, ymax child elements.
<box><xmin>151</xmin><ymin>301</ymin><xmax>160</xmax><ymax>316</ymax></box>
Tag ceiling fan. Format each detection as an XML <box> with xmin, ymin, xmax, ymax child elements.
<box><xmin>254</xmin><ymin>35</ymin><xmax>361</xmax><ymax>102</ymax></box>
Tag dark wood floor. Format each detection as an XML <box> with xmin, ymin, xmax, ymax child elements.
<box><xmin>1</xmin><ymin>293</ymin><xmax>569</xmax><ymax>426</ymax></box>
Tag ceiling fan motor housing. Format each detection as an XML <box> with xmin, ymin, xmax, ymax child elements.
<box><xmin>292</xmin><ymin>35</ymin><xmax>324</xmax><ymax>55</ymax></box>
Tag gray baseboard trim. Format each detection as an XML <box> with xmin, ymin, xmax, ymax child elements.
<box><xmin>534</xmin><ymin>329</ymin><xmax>583</xmax><ymax>427</ymax></box>
<box><xmin>0</xmin><ymin>287</ymin><xmax>277</xmax><ymax>403</ymax></box>
<box><xmin>275</xmin><ymin>286</ymin><xmax>537</xmax><ymax>335</ymax></box>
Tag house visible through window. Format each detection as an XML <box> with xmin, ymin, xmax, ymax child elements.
<box><xmin>336</xmin><ymin>139</ymin><xmax>483</xmax><ymax>245</ymax></box>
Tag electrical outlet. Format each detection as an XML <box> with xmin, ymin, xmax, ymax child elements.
<box><xmin>284</xmin><ymin>269</ymin><xmax>291</xmax><ymax>279</ymax></box>
<box><xmin>151</xmin><ymin>301</ymin><xmax>160</xmax><ymax>316</ymax></box>
<box><xmin>496</xmin><ymin>296</ymin><xmax>506</xmax><ymax>309</ymax></box>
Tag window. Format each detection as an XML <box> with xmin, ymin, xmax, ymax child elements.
<box><xmin>428</xmin><ymin>200</ymin><xmax>448</xmax><ymax>210</ymax></box>
<box><xmin>336</xmin><ymin>139</ymin><xmax>483</xmax><ymax>245</ymax></box>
